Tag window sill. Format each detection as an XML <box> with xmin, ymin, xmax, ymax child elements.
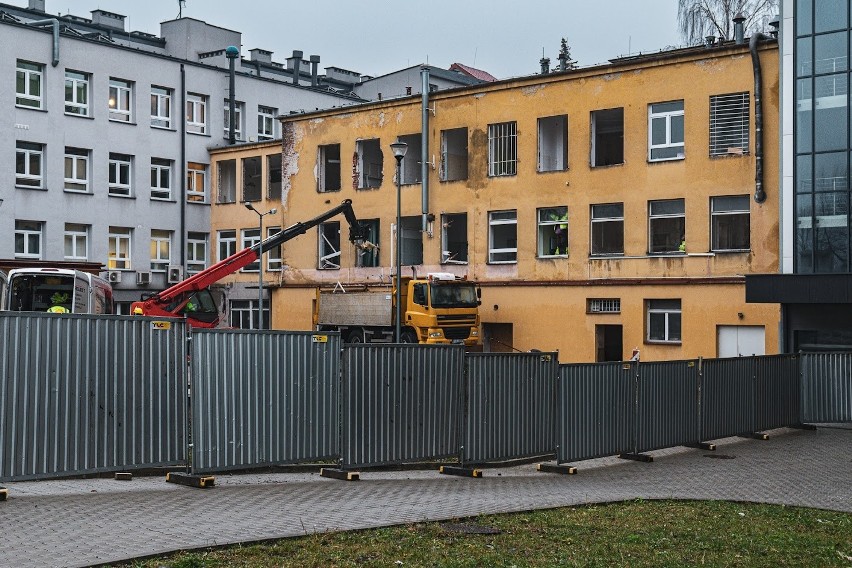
<box><xmin>16</xmin><ymin>185</ymin><xmax>47</xmax><ymax>191</ymax></box>
<box><xmin>151</xmin><ymin>125</ymin><xmax>176</xmax><ymax>132</ymax></box>
<box><xmin>109</xmin><ymin>119</ymin><xmax>137</xmax><ymax>126</ymax></box>
<box><xmin>589</xmin><ymin>253</ymin><xmax>625</xmax><ymax>258</ymax></box>
<box><xmin>711</xmin><ymin>249</ymin><xmax>751</xmax><ymax>254</ymax></box>
<box><xmin>647</xmin><ymin>156</ymin><xmax>685</xmax><ymax>164</ymax></box>
<box><xmin>317</xmin><ymin>189</ymin><xmax>342</xmax><ymax>193</ymax></box>
<box><xmin>187</xmin><ymin>200</ymin><xmax>210</xmax><ymax>206</ymax></box>
<box><xmin>710</xmin><ymin>152</ymin><xmax>749</xmax><ymax>159</ymax></box>
<box><xmin>538</xmin><ymin>254</ymin><xmax>569</xmax><ymax>259</ymax></box>
<box><xmin>439</xmin><ymin>178</ymin><xmax>469</xmax><ymax>183</ymax></box>
<box><xmin>151</xmin><ymin>197</ymin><xmax>176</xmax><ymax>202</ymax></box>
<box><xmin>187</xmin><ymin>131</ymin><xmax>211</xmax><ymax>137</ymax></box>
<box><xmin>15</xmin><ymin>104</ymin><xmax>46</xmax><ymax>112</ymax></box>
<box><xmin>108</xmin><ymin>193</ymin><xmax>136</xmax><ymax>199</ymax></box>
<box><xmin>590</xmin><ymin>162</ymin><xmax>624</xmax><ymax>169</ymax></box>
<box><xmin>65</xmin><ymin>112</ymin><xmax>93</xmax><ymax>119</ymax></box>
<box><xmin>486</xmin><ymin>173</ymin><xmax>518</xmax><ymax>178</ymax></box>
<box><xmin>645</xmin><ymin>340</ymin><xmax>682</xmax><ymax>345</ymax></box>
<box><xmin>441</xmin><ymin>261</ymin><xmax>469</xmax><ymax>266</ymax></box>
<box><xmin>647</xmin><ymin>251</ymin><xmax>686</xmax><ymax>257</ymax></box>
<box><xmin>536</xmin><ymin>167</ymin><xmax>569</xmax><ymax>174</ymax></box>
<box><xmin>64</xmin><ymin>189</ymin><xmax>93</xmax><ymax>195</ymax></box>
<box><xmin>486</xmin><ymin>261</ymin><xmax>518</xmax><ymax>265</ymax></box>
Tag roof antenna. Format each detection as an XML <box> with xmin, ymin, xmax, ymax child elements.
<box><xmin>177</xmin><ymin>0</ymin><xmax>186</xmax><ymax>18</ymax></box>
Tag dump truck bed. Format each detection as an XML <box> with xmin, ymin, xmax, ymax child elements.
<box><xmin>317</xmin><ymin>290</ymin><xmax>393</xmax><ymax>327</ymax></box>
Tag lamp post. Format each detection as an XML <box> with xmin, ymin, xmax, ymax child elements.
<box><xmin>244</xmin><ymin>202</ymin><xmax>277</xmax><ymax>330</ymax></box>
<box><xmin>389</xmin><ymin>141</ymin><xmax>408</xmax><ymax>342</ymax></box>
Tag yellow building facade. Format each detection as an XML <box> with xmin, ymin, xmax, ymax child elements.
<box><xmin>210</xmin><ymin>41</ymin><xmax>781</xmax><ymax>363</ymax></box>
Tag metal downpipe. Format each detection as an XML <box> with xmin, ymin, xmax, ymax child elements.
<box><xmin>421</xmin><ymin>66</ymin><xmax>430</xmax><ymax>232</ymax></box>
<box><xmin>750</xmin><ymin>33</ymin><xmax>767</xmax><ymax>204</ymax></box>
<box><xmin>29</xmin><ymin>19</ymin><xmax>60</xmax><ymax>66</ymax></box>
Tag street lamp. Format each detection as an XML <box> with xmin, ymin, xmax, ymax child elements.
<box><xmin>244</xmin><ymin>201</ymin><xmax>277</xmax><ymax>330</ymax></box>
<box><xmin>390</xmin><ymin>141</ymin><xmax>408</xmax><ymax>342</ymax></box>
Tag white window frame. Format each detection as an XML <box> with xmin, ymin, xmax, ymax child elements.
<box><xmin>108</xmin><ymin>227</ymin><xmax>132</xmax><ymax>270</ymax></box>
<box><xmin>150</xmin><ymin>229</ymin><xmax>172</xmax><ymax>272</ymax></box>
<box><xmin>648</xmin><ymin>100</ymin><xmax>685</xmax><ymax>162</ymax></box>
<box><xmin>537</xmin><ymin>115</ymin><xmax>568</xmax><ymax>172</ymax></box>
<box><xmin>711</xmin><ymin>195</ymin><xmax>751</xmax><ymax>252</ymax></box>
<box><xmin>16</xmin><ymin>142</ymin><xmax>44</xmax><ymax>188</ymax></box>
<box><xmin>186</xmin><ymin>93</ymin><xmax>207</xmax><ymax>134</ymax></box>
<box><xmin>266</xmin><ymin>227</ymin><xmax>283</xmax><ymax>271</ymax></box>
<box><xmin>64</xmin><ymin>223</ymin><xmax>89</xmax><ymax>261</ymax></box>
<box><xmin>150</xmin><ymin>86</ymin><xmax>172</xmax><ymax>129</ymax></box>
<box><xmin>187</xmin><ymin>162</ymin><xmax>207</xmax><ymax>203</ymax></box>
<box><xmin>537</xmin><ymin>206</ymin><xmax>569</xmax><ymax>258</ymax></box>
<box><xmin>15</xmin><ymin>220</ymin><xmax>43</xmax><ymax>259</ymax></box>
<box><xmin>648</xmin><ymin>199</ymin><xmax>686</xmax><ymax>254</ymax></box>
<box><xmin>229</xmin><ymin>299</ymin><xmax>269</xmax><ymax>330</ymax></box>
<box><xmin>64</xmin><ymin>70</ymin><xmax>89</xmax><ymax>116</ymax></box>
<box><xmin>16</xmin><ymin>60</ymin><xmax>43</xmax><ymax>109</ymax></box>
<box><xmin>109</xmin><ymin>153</ymin><xmax>132</xmax><ymax>196</ymax></box>
<box><xmin>590</xmin><ymin>203</ymin><xmax>625</xmax><ymax>256</ymax></box>
<box><xmin>241</xmin><ymin>229</ymin><xmax>261</xmax><ymax>272</ymax></box>
<box><xmin>223</xmin><ymin>100</ymin><xmax>243</xmax><ymax>140</ymax></box>
<box><xmin>150</xmin><ymin>158</ymin><xmax>172</xmax><ymax>200</ymax></box>
<box><xmin>64</xmin><ymin>147</ymin><xmax>89</xmax><ymax>193</ymax></box>
<box><xmin>108</xmin><ymin>78</ymin><xmax>133</xmax><ymax>122</ymax></box>
<box><xmin>647</xmin><ymin>299</ymin><xmax>682</xmax><ymax>343</ymax></box>
<box><xmin>487</xmin><ymin>122</ymin><xmax>518</xmax><ymax>177</ymax></box>
<box><xmin>217</xmin><ymin>230</ymin><xmax>237</xmax><ymax>262</ymax></box>
<box><xmin>318</xmin><ymin>221</ymin><xmax>341</xmax><ymax>269</ymax></box>
<box><xmin>257</xmin><ymin>105</ymin><xmax>277</xmax><ymax>140</ymax></box>
<box><xmin>488</xmin><ymin>210</ymin><xmax>518</xmax><ymax>263</ymax></box>
<box><xmin>187</xmin><ymin>232</ymin><xmax>208</xmax><ymax>273</ymax></box>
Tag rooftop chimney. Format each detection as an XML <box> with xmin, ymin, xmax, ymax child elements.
<box><xmin>733</xmin><ymin>12</ymin><xmax>746</xmax><ymax>45</ymax></box>
<box><xmin>90</xmin><ymin>9</ymin><xmax>126</xmax><ymax>32</ymax></box>
<box><xmin>249</xmin><ymin>48</ymin><xmax>273</xmax><ymax>64</ymax></box>
<box><xmin>288</xmin><ymin>50</ymin><xmax>303</xmax><ymax>85</ymax></box>
<box><xmin>310</xmin><ymin>55</ymin><xmax>320</xmax><ymax>87</ymax></box>
<box><xmin>540</xmin><ymin>57</ymin><xmax>550</xmax><ymax>75</ymax></box>
<box><xmin>28</xmin><ymin>0</ymin><xmax>45</xmax><ymax>11</ymax></box>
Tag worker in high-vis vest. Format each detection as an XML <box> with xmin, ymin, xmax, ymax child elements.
<box><xmin>550</xmin><ymin>209</ymin><xmax>568</xmax><ymax>255</ymax></box>
<box><xmin>47</xmin><ymin>292</ymin><xmax>70</xmax><ymax>313</ymax></box>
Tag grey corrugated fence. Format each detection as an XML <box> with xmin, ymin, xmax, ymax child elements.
<box><xmin>755</xmin><ymin>354</ymin><xmax>800</xmax><ymax>431</ymax></box>
<box><xmin>341</xmin><ymin>345</ymin><xmax>464</xmax><ymax>469</ymax></box>
<box><xmin>801</xmin><ymin>352</ymin><xmax>852</xmax><ymax>422</ymax></box>
<box><xmin>0</xmin><ymin>313</ymin><xmax>187</xmax><ymax>481</ymax></box>
<box><xmin>700</xmin><ymin>357</ymin><xmax>756</xmax><ymax>440</ymax></box>
<box><xmin>636</xmin><ymin>360</ymin><xmax>700</xmax><ymax>453</ymax></box>
<box><xmin>191</xmin><ymin>330</ymin><xmax>340</xmax><ymax>474</ymax></box>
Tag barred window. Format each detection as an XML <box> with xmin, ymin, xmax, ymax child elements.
<box><xmin>488</xmin><ymin>122</ymin><xmax>517</xmax><ymax>177</ymax></box>
<box><xmin>710</xmin><ymin>92</ymin><xmax>750</xmax><ymax>156</ymax></box>
<box><xmin>588</xmin><ymin>298</ymin><xmax>621</xmax><ymax>314</ymax></box>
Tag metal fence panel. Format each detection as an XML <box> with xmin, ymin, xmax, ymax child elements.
<box><xmin>801</xmin><ymin>352</ymin><xmax>852</xmax><ymax>423</ymax></box>
<box><xmin>636</xmin><ymin>360</ymin><xmax>700</xmax><ymax>453</ymax></box>
<box><xmin>755</xmin><ymin>354</ymin><xmax>800</xmax><ymax>431</ymax></box>
<box><xmin>700</xmin><ymin>357</ymin><xmax>755</xmax><ymax>440</ymax></box>
<box><xmin>463</xmin><ymin>352</ymin><xmax>559</xmax><ymax>465</ymax></box>
<box><xmin>0</xmin><ymin>313</ymin><xmax>186</xmax><ymax>481</ymax></box>
<box><xmin>191</xmin><ymin>330</ymin><xmax>340</xmax><ymax>473</ymax></box>
<box><xmin>556</xmin><ymin>362</ymin><xmax>634</xmax><ymax>464</ymax></box>
<box><xmin>341</xmin><ymin>345</ymin><xmax>464</xmax><ymax>469</ymax></box>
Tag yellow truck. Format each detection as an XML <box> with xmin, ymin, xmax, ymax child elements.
<box><xmin>314</xmin><ymin>273</ymin><xmax>481</xmax><ymax>347</ymax></box>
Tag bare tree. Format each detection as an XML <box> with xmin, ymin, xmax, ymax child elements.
<box><xmin>678</xmin><ymin>0</ymin><xmax>779</xmax><ymax>44</ymax></box>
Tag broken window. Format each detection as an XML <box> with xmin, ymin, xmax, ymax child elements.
<box><xmin>488</xmin><ymin>210</ymin><xmax>517</xmax><ymax>263</ymax></box>
<box><xmin>217</xmin><ymin>159</ymin><xmax>236</xmax><ymax>203</ymax></box>
<box><xmin>441</xmin><ymin>213</ymin><xmax>468</xmax><ymax>264</ymax></box>
<box><xmin>538</xmin><ymin>115</ymin><xmax>568</xmax><ymax>172</ymax></box>
<box><xmin>538</xmin><ymin>206</ymin><xmax>568</xmax><ymax>257</ymax></box>
<box><xmin>711</xmin><ymin>195</ymin><xmax>750</xmax><ymax>251</ymax></box>
<box><xmin>355</xmin><ymin>219</ymin><xmax>380</xmax><ymax>267</ymax></box>
<box><xmin>356</xmin><ymin>139</ymin><xmax>383</xmax><ymax>189</ymax></box>
<box><xmin>710</xmin><ymin>92</ymin><xmax>750</xmax><ymax>156</ymax></box>
<box><xmin>648</xmin><ymin>100</ymin><xmax>685</xmax><ymax>161</ymax></box>
<box><xmin>648</xmin><ymin>199</ymin><xmax>685</xmax><ymax>254</ymax></box>
<box><xmin>400</xmin><ymin>216</ymin><xmax>423</xmax><ymax>265</ymax></box>
<box><xmin>268</xmin><ymin>154</ymin><xmax>282</xmax><ymax>201</ymax></box>
<box><xmin>488</xmin><ymin>122</ymin><xmax>517</xmax><ymax>177</ymax></box>
<box><xmin>440</xmin><ymin>128</ymin><xmax>468</xmax><ymax>182</ymax></box>
<box><xmin>398</xmin><ymin>133</ymin><xmax>422</xmax><ymax>185</ymax></box>
<box><xmin>590</xmin><ymin>203</ymin><xmax>624</xmax><ymax>256</ymax></box>
<box><xmin>242</xmin><ymin>156</ymin><xmax>262</xmax><ymax>202</ymax></box>
<box><xmin>590</xmin><ymin>108</ymin><xmax>624</xmax><ymax>167</ymax></box>
<box><xmin>318</xmin><ymin>221</ymin><xmax>340</xmax><ymax>269</ymax></box>
<box><xmin>318</xmin><ymin>144</ymin><xmax>341</xmax><ymax>192</ymax></box>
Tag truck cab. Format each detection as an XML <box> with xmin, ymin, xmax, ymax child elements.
<box><xmin>404</xmin><ymin>273</ymin><xmax>480</xmax><ymax>346</ymax></box>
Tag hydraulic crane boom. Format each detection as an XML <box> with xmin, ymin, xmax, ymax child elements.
<box><xmin>131</xmin><ymin>200</ymin><xmax>366</xmax><ymax>327</ymax></box>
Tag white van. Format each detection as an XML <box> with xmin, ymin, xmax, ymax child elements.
<box><xmin>5</xmin><ymin>268</ymin><xmax>114</xmax><ymax>314</ymax></box>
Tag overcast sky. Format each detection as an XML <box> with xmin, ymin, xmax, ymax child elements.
<box><xmin>31</xmin><ymin>0</ymin><xmax>683</xmax><ymax>78</ymax></box>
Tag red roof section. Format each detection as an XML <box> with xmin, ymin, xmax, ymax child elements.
<box><xmin>449</xmin><ymin>62</ymin><xmax>497</xmax><ymax>82</ymax></box>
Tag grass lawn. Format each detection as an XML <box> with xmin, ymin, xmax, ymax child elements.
<box><xmin>117</xmin><ymin>500</ymin><xmax>852</xmax><ymax>567</ymax></box>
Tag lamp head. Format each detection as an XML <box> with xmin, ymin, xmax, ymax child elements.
<box><xmin>244</xmin><ymin>201</ymin><xmax>256</xmax><ymax>212</ymax></box>
<box><xmin>269</xmin><ymin>208</ymin><xmax>277</xmax><ymax>215</ymax></box>
<box><xmin>390</xmin><ymin>141</ymin><xmax>408</xmax><ymax>161</ymax></box>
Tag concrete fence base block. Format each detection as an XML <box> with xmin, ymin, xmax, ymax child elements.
<box><xmin>687</xmin><ymin>442</ymin><xmax>717</xmax><ymax>451</ymax></box>
<box><xmin>114</xmin><ymin>472</ymin><xmax>133</xmax><ymax>481</ymax></box>
<box><xmin>792</xmin><ymin>423</ymin><xmax>818</xmax><ymax>431</ymax></box>
<box><xmin>320</xmin><ymin>468</ymin><xmax>360</xmax><ymax>481</ymax></box>
<box><xmin>618</xmin><ymin>453</ymin><xmax>654</xmax><ymax>463</ymax></box>
<box><xmin>739</xmin><ymin>432</ymin><xmax>769</xmax><ymax>441</ymax></box>
<box><xmin>440</xmin><ymin>466</ymin><xmax>482</xmax><ymax>478</ymax></box>
<box><xmin>166</xmin><ymin>472</ymin><xmax>215</xmax><ymax>488</ymax></box>
<box><xmin>536</xmin><ymin>463</ymin><xmax>577</xmax><ymax>475</ymax></box>
<box><xmin>0</xmin><ymin>487</ymin><xmax>7</xmax><ymax>502</ymax></box>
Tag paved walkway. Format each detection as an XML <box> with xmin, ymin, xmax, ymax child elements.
<box><xmin>1</xmin><ymin>425</ymin><xmax>850</xmax><ymax>568</ymax></box>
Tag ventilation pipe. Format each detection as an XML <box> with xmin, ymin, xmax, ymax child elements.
<box><xmin>734</xmin><ymin>13</ymin><xmax>746</xmax><ymax>45</ymax></box>
<box><xmin>420</xmin><ymin>66</ymin><xmax>431</xmax><ymax>234</ymax></box>
<box><xmin>29</xmin><ymin>19</ymin><xmax>60</xmax><ymax>66</ymax></box>
<box><xmin>750</xmin><ymin>33</ymin><xmax>767</xmax><ymax>203</ymax></box>
<box><xmin>557</xmin><ymin>51</ymin><xmax>567</xmax><ymax>71</ymax></box>
<box><xmin>291</xmin><ymin>50</ymin><xmax>303</xmax><ymax>85</ymax></box>
<box><xmin>310</xmin><ymin>55</ymin><xmax>320</xmax><ymax>87</ymax></box>
<box><xmin>225</xmin><ymin>46</ymin><xmax>239</xmax><ymax>145</ymax></box>
<box><xmin>180</xmin><ymin>64</ymin><xmax>187</xmax><ymax>270</ymax></box>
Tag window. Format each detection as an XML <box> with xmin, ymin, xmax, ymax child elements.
<box><xmin>488</xmin><ymin>210</ymin><xmax>517</xmax><ymax>263</ymax></box>
<box><xmin>150</xmin><ymin>158</ymin><xmax>172</xmax><ymax>200</ymax></box>
<box><xmin>64</xmin><ymin>147</ymin><xmax>89</xmax><ymax>193</ymax></box>
<box><xmin>150</xmin><ymin>229</ymin><xmax>172</xmax><ymax>271</ymax></box>
<box><xmin>14</xmin><ymin>220</ymin><xmax>42</xmax><ymax>259</ymax></box>
<box><xmin>355</xmin><ymin>220</ymin><xmax>379</xmax><ymax>267</ymax></box>
<box><xmin>64</xmin><ymin>223</ymin><xmax>89</xmax><ymax>260</ymax></box>
<box><xmin>108</xmin><ymin>227</ymin><xmax>132</xmax><ymax>270</ymax></box>
<box><xmin>16</xmin><ymin>60</ymin><xmax>43</xmax><ymax>109</ymax></box>
<box><xmin>64</xmin><ymin>70</ymin><xmax>89</xmax><ymax>116</ymax></box>
<box><xmin>400</xmin><ymin>216</ymin><xmax>423</xmax><ymax>265</ymax></box>
<box><xmin>587</xmin><ymin>298</ymin><xmax>621</xmax><ymax>314</ymax></box>
<box><xmin>108</xmin><ymin>78</ymin><xmax>133</xmax><ymax>122</ymax></box>
<box><xmin>263</xmin><ymin>227</ymin><xmax>283</xmax><ymax>271</ymax></box>
<box><xmin>488</xmin><ymin>122</ymin><xmax>517</xmax><ymax>177</ymax></box>
<box><xmin>710</xmin><ymin>92</ymin><xmax>749</xmax><ymax>156</ymax></box>
<box><xmin>398</xmin><ymin>133</ymin><xmax>422</xmax><ymax>185</ymax></box>
<box><xmin>187</xmin><ymin>232</ymin><xmax>208</xmax><ymax>273</ymax></box>
<box><xmin>538</xmin><ymin>115</ymin><xmax>568</xmax><ymax>172</ymax></box>
<box><xmin>150</xmin><ymin>86</ymin><xmax>172</xmax><ymax>128</ymax></box>
<box><xmin>217</xmin><ymin>230</ymin><xmax>237</xmax><ymax>261</ymax></box>
<box><xmin>218</xmin><ymin>159</ymin><xmax>237</xmax><ymax>203</ymax></box>
<box><xmin>591</xmin><ymin>108</ymin><xmax>624</xmax><ymax>166</ymax></box>
<box><xmin>229</xmin><ymin>299</ymin><xmax>269</xmax><ymax>330</ymax></box>
<box><xmin>590</xmin><ymin>203</ymin><xmax>624</xmax><ymax>256</ymax></box>
<box><xmin>223</xmin><ymin>100</ymin><xmax>243</xmax><ymax>140</ymax></box>
<box><xmin>16</xmin><ymin>142</ymin><xmax>43</xmax><ymax>188</ymax></box>
<box><xmin>257</xmin><ymin>105</ymin><xmax>277</xmax><ymax>140</ymax></box>
<box><xmin>187</xmin><ymin>162</ymin><xmax>207</xmax><ymax>202</ymax></box>
<box><xmin>440</xmin><ymin>127</ymin><xmax>468</xmax><ymax>181</ymax></box>
<box><xmin>242</xmin><ymin>156</ymin><xmax>262</xmax><ymax>202</ymax></box>
<box><xmin>108</xmin><ymin>153</ymin><xmax>132</xmax><ymax>196</ymax></box>
<box><xmin>711</xmin><ymin>195</ymin><xmax>751</xmax><ymax>251</ymax></box>
<box><xmin>318</xmin><ymin>144</ymin><xmax>341</xmax><ymax>192</ymax></box>
<box><xmin>356</xmin><ymin>139</ymin><xmax>383</xmax><ymax>189</ymax></box>
<box><xmin>647</xmin><ymin>299</ymin><xmax>682</xmax><ymax>343</ymax></box>
<box><xmin>649</xmin><ymin>100</ymin><xmax>685</xmax><ymax>161</ymax></box>
<box><xmin>648</xmin><ymin>199</ymin><xmax>685</xmax><ymax>254</ymax></box>
<box><xmin>268</xmin><ymin>154</ymin><xmax>282</xmax><ymax>201</ymax></box>
<box><xmin>441</xmin><ymin>213</ymin><xmax>468</xmax><ymax>264</ymax></box>
<box><xmin>186</xmin><ymin>93</ymin><xmax>207</xmax><ymax>134</ymax></box>
<box><xmin>241</xmin><ymin>229</ymin><xmax>261</xmax><ymax>272</ymax></box>
<box><xmin>318</xmin><ymin>221</ymin><xmax>341</xmax><ymax>269</ymax></box>
<box><xmin>538</xmin><ymin>206</ymin><xmax>569</xmax><ymax>257</ymax></box>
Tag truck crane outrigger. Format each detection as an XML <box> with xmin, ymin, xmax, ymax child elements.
<box><xmin>131</xmin><ymin>200</ymin><xmax>366</xmax><ymax>328</ymax></box>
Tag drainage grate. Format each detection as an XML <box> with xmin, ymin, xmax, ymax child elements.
<box><xmin>440</xmin><ymin>523</ymin><xmax>502</xmax><ymax>535</ymax></box>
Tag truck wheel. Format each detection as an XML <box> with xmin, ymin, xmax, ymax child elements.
<box><xmin>346</xmin><ymin>329</ymin><xmax>365</xmax><ymax>344</ymax></box>
<box><xmin>400</xmin><ymin>330</ymin><xmax>417</xmax><ymax>344</ymax></box>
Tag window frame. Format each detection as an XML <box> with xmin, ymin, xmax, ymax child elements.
<box><xmin>709</xmin><ymin>92</ymin><xmax>750</xmax><ymax>157</ymax></box>
<box><xmin>108</xmin><ymin>153</ymin><xmax>133</xmax><ymax>197</ymax></box>
<box><xmin>217</xmin><ymin>230</ymin><xmax>237</xmax><ymax>262</ymax></box>
<box><xmin>150</xmin><ymin>158</ymin><xmax>172</xmax><ymax>200</ymax></box>
<box><xmin>16</xmin><ymin>60</ymin><xmax>43</xmax><ymax>109</ymax></box>
<box><xmin>108</xmin><ymin>227</ymin><xmax>132</xmax><ymax>270</ymax></box>
<box><xmin>318</xmin><ymin>221</ymin><xmax>341</xmax><ymax>269</ymax></box>
<box><xmin>646</xmin><ymin>299</ymin><xmax>682</xmax><ymax>344</ymax></box>
<box><xmin>487</xmin><ymin>121</ymin><xmax>518</xmax><ymax>177</ymax></box>
<box><xmin>64</xmin><ymin>147</ymin><xmax>90</xmax><ymax>193</ymax></box>
<box><xmin>317</xmin><ymin>144</ymin><xmax>342</xmax><ymax>192</ymax></box>
<box><xmin>241</xmin><ymin>228</ymin><xmax>261</xmax><ymax>272</ymax></box>
<box><xmin>590</xmin><ymin>203</ymin><xmax>625</xmax><ymax>256</ymax></box>
<box><xmin>150</xmin><ymin>229</ymin><xmax>172</xmax><ymax>272</ymax></box>
<box><xmin>354</xmin><ymin>219</ymin><xmax>380</xmax><ymax>268</ymax></box>
<box><xmin>186</xmin><ymin>162</ymin><xmax>207</xmax><ymax>203</ymax></box>
<box><xmin>223</xmin><ymin>99</ymin><xmax>244</xmax><ymax>140</ymax></box>
<box><xmin>537</xmin><ymin>206</ymin><xmax>569</xmax><ymax>258</ymax></box>
<box><xmin>108</xmin><ymin>78</ymin><xmax>133</xmax><ymax>122</ymax></box>
<box><xmin>648</xmin><ymin>198</ymin><xmax>686</xmax><ymax>254</ymax></box>
<box><xmin>537</xmin><ymin>115</ymin><xmax>568</xmax><ymax>172</ymax></box>
<box><xmin>711</xmin><ymin>195</ymin><xmax>751</xmax><ymax>252</ymax></box>
<box><xmin>257</xmin><ymin>105</ymin><xmax>277</xmax><ymax>140</ymax></box>
<box><xmin>150</xmin><ymin>86</ymin><xmax>172</xmax><ymax>129</ymax></box>
<box><xmin>648</xmin><ymin>100</ymin><xmax>685</xmax><ymax>162</ymax></box>
<box><xmin>14</xmin><ymin>220</ymin><xmax>43</xmax><ymax>260</ymax></box>
<box><xmin>488</xmin><ymin>209</ymin><xmax>518</xmax><ymax>264</ymax></box>
<box><xmin>186</xmin><ymin>93</ymin><xmax>207</xmax><ymax>134</ymax></box>
<box><xmin>266</xmin><ymin>227</ymin><xmax>283</xmax><ymax>271</ymax></box>
<box><xmin>64</xmin><ymin>70</ymin><xmax>90</xmax><ymax>116</ymax></box>
<box><xmin>16</xmin><ymin>142</ymin><xmax>44</xmax><ymax>188</ymax></box>
<box><xmin>187</xmin><ymin>232</ymin><xmax>208</xmax><ymax>273</ymax></box>
<box><xmin>64</xmin><ymin>223</ymin><xmax>89</xmax><ymax>261</ymax></box>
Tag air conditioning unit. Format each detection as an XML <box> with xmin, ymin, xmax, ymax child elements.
<box><xmin>107</xmin><ymin>270</ymin><xmax>122</xmax><ymax>284</ymax></box>
<box><xmin>136</xmin><ymin>271</ymin><xmax>151</xmax><ymax>286</ymax></box>
<box><xmin>167</xmin><ymin>265</ymin><xmax>184</xmax><ymax>284</ymax></box>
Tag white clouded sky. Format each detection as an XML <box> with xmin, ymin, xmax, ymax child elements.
<box><xmin>31</xmin><ymin>0</ymin><xmax>684</xmax><ymax>78</ymax></box>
